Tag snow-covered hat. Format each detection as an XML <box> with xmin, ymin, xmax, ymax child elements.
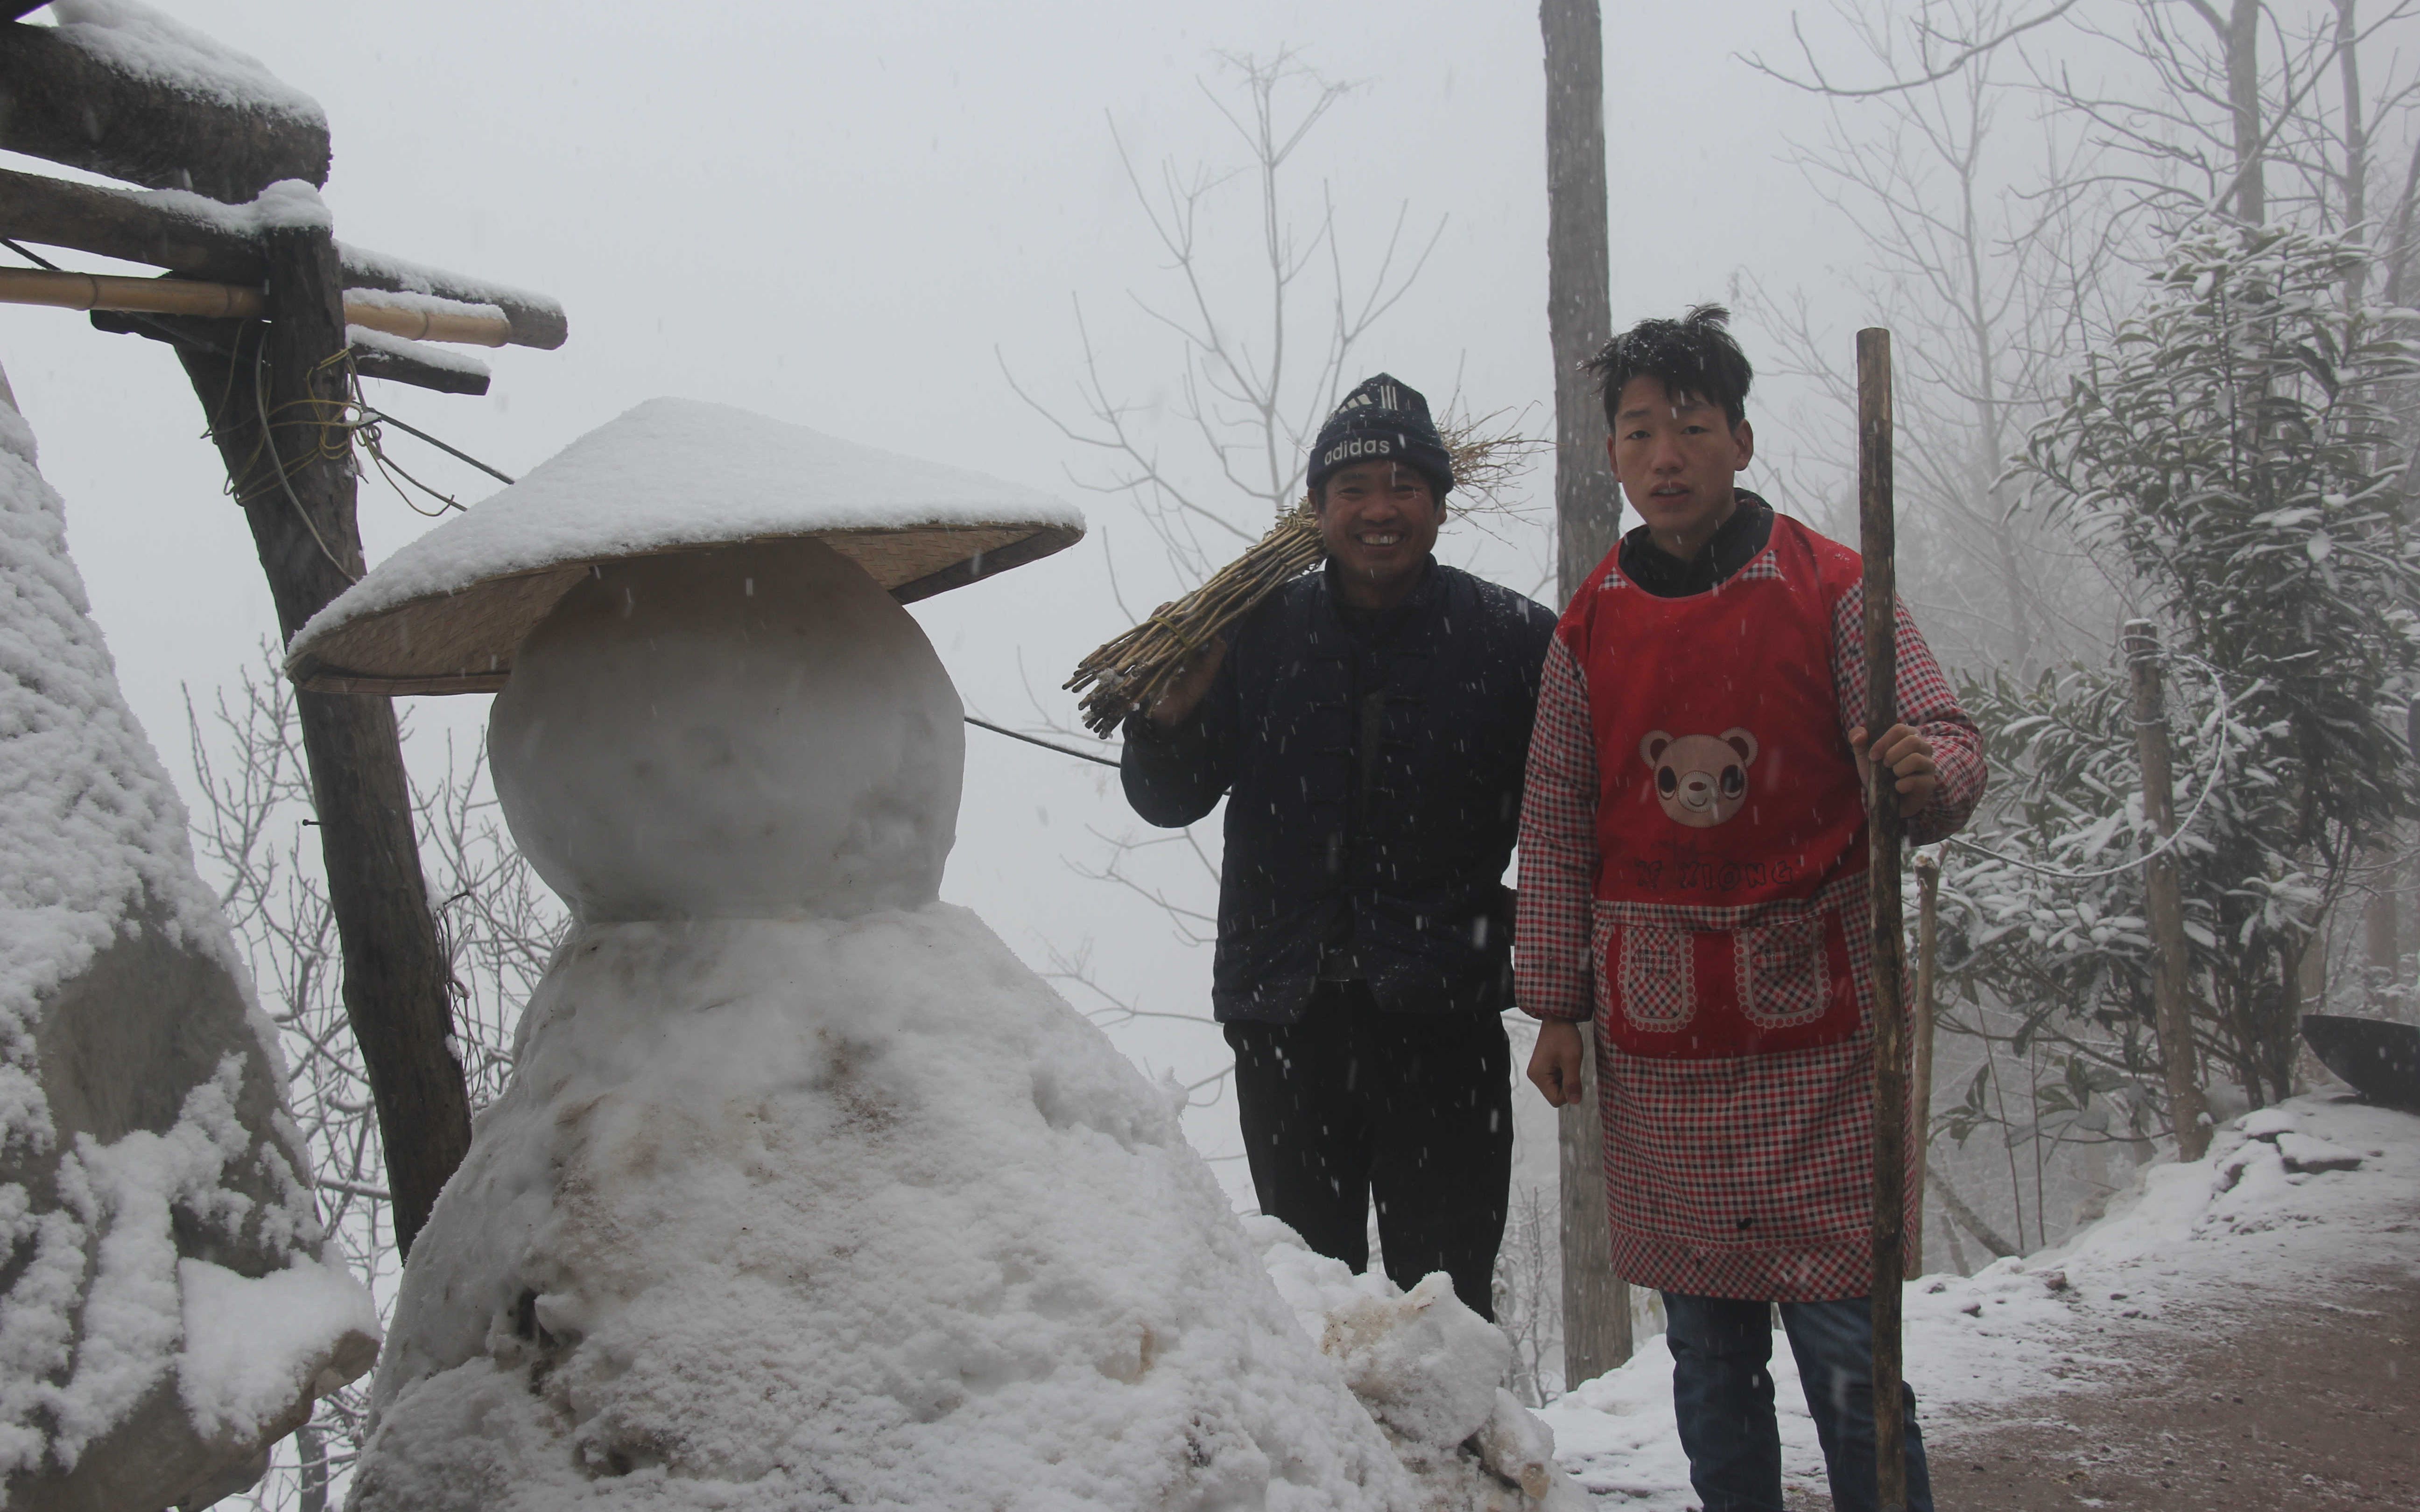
<box><xmin>286</xmin><ymin>397</ymin><xmax>1084</xmax><ymax>694</ymax></box>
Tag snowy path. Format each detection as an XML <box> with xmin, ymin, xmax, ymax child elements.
<box><xmin>1534</xmin><ymin>1093</ymin><xmax>2420</xmax><ymax>1509</ymax></box>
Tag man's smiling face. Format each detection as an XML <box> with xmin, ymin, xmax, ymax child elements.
<box><xmin>1607</xmin><ymin>375</ymin><xmax>1755</xmax><ymax>559</ymax></box>
<box><xmin>1316</xmin><ymin>460</ymin><xmax>1441</xmax><ymax>607</ymax></box>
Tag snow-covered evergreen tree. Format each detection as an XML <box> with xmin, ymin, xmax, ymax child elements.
<box><xmin>1945</xmin><ymin>219</ymin><xmax>2420</xmax><ymax>1129</ymax></box>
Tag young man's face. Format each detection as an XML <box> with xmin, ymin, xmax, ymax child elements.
<box><xmin>1316</xmin><ymin>460</ymin><xmax>1441</xmax><ymax>603</ymax></box>
<box><xmin>1606</xmin><ymin>375</ymin><xmax>1755</xmax><ymax>553</ymax></box>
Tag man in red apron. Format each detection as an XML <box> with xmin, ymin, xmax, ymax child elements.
<box><xmin>1517</xmin><ymin>306</ymin><xmax>1984</xmax><ymax>1512</ymax></box>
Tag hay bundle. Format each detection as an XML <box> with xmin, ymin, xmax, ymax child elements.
<box><xmin>1066</xmin><ymin>416</ymin><xmax>1541</xmax><ymax>736</ymax></box>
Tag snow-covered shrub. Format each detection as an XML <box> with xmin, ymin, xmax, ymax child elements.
<box><xmin>1963</xmin><ymin>217</ymin><xmax>2420</xmax><ymax>1120</ymax></box>
<box><xmin>1937</xmin><ymin>658</ymin><xmax>2308</xmax><ymax>1146</ymax></box>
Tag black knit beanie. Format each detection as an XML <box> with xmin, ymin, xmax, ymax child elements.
<box><xmin>1306</xmin><ymin>374</ymin><xmax>1454</xmax><ymax>502</ymax></box>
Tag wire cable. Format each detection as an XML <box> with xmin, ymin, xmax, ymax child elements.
<box><xmin>964</xmin><ymin>713</ymin><xmax>1121</xmax><ymax>769</ymax></box>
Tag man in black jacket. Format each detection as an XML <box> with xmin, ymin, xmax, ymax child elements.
<box><xmin>1120</xmin><ymin>375</ymin><xmax>1557</xmax><ymax>1316</ymax></box>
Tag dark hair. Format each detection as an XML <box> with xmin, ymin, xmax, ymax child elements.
<box><xmin>1585</xmin><ymin>304</ymin><xmax>1752</xmax><ymax>429</ymax></box>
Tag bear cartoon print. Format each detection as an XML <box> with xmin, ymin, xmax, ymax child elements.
<box><xmin>1639</xmin><ymin>728</ymin><xmax>1758</xmax><ymax>828</ymax></box>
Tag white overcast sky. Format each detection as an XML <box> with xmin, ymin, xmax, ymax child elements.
<box><xmin>1</xmin><ymin>0</ymin><xmax>1933</xmax><ymax>1171</ymax></box>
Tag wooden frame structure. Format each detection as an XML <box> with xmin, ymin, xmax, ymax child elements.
<box><xmin>0</xmin><ymin>12</ymin><xmax>568</xmax><ymax>1256</ymax></box>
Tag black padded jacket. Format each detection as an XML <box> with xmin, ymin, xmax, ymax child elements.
<box><xmin>1119</xmin><ymin>558</ymin><xmax>1557</xmax><ymax>1023</ymax></box>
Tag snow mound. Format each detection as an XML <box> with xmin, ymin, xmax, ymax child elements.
<box><xmin>1321</xmin><ymin>1273</ymin><xmax>1510</xmax><ymax>1448</ymax></box>
<box><xmin>352</xmin><ymin>907</ymin><xmax>1414</xmax><ymax>1512</ymax></box>
<box><xmin>1537</xmin><ymin>1093</ymin><xmax>2420</xmax><ymax>1506</ymax></box>
<box><xmin>489</xmin><ymin>541</ymin><xmax>962</xmax><ymax>922</ymax></box>
<box><xmin>1249</xmin><ymin>1217</ymin><xmax>1591</xmax><ymax>1510</ymax></box>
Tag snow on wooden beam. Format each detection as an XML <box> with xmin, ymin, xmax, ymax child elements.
<box><xmin>0</xmin><ymin>163</ymin><xmax>260</xmax><ymax>278</ymax></box>
<box><xmin>0</xmin><ymin>167</ymin><xmax>570</xmax><ymax>349</ymax></box>
<box><xmin>0</xmin><ymin>19</ymin><xmax>330</xmax><ymax>203</ymax></box>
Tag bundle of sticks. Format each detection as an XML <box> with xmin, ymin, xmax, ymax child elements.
<box><xmin>1065</xmin><ymin>415</ymin><xmax>1541</xmax><ymax>736</ymax></box>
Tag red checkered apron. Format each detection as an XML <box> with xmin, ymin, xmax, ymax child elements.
<box><xmin>1569</xmin><ymin>518</ymin><xmax>1902</xmax><ymax>1300</ymax></box>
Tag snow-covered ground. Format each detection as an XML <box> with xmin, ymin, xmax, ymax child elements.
<box><xmin>1535</xmin><ymin>1092</ymin><xmax>2420</xmax><ymax>1508</ymax></box>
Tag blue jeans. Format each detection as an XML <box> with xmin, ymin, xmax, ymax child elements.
<box><xmin>1662</xmin><ymin>1292</ymin><xmax>1934</xmax><ymax>1512</ymax></box>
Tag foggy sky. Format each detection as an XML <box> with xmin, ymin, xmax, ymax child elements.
<box><xmin>0</xmin><ymin>0</ymin><xmax>1885</xmax><ymax>1174</ymax></box>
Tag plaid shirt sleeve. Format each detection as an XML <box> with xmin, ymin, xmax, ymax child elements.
<box><xmin>1831</xmin><ymin>587</ymin><xmax>1987</xmax><ymax>845</ymax></box>
<box><xmin>1515</xmin><ymin>634</ymin><xmax>1599</xmax><ymax>1022</ymax></box>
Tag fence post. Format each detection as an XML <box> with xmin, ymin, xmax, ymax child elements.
<box><xmin>2124</xmin><ymin>619</ymin><xmax>2210</xmax><ymax>1162</ymax></box>
<box><xmin>1912</xmin><ymin>851</ymin><xmax>1940</xmax><ymax>1274</ymax></box>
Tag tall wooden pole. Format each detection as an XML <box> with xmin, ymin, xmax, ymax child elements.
<box><xmin>1857</xmin><ymin>327</ymin><xmax>1910</xmax><ymax>1512</ymax></box>
<box><xmin>1541</xmin><ymin>0</ymin><xmax>1631</xmax><ymax>1386</ymax></box>
<box><xmin>1912</xmin><ymin>851</ymin><xmax>1941</xmax><ymax>1274</ymax></box>
<box><xmin>174</xmin><ymin>222</ymin><xmax>472</xmax><ymax>1256</ymax></box>
<box><xmin>2125</xmin><ymin>619</ymin><xmax>2210</xmax><ymax>1162</ymax></box>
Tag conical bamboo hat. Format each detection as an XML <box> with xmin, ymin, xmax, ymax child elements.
<box><xmin>286</xmin><ymin>397</ymin><xmax>1084</xmax><ymax>694</ymax></box>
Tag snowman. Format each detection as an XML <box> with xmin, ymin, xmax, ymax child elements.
<box><xmin>286</xmin><ymin>399</ymin><xmax>1581</xmax><ymax>1512</ymax></box>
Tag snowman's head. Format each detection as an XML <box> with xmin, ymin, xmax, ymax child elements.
<box><xmin>488</xmin><ymin>538</ymin><xmax>964</xmax><ymax>922</ymax></box>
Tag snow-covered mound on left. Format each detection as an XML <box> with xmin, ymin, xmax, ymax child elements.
<box><xmin>0</xmin><ymin>367</ymin><xmax>375</xmax><ymax>1511</ymax></box>
<box><xmin>352</xmin><ymin>906</ymin><xmax>1414</xmax><ymax>1512</ymax></box>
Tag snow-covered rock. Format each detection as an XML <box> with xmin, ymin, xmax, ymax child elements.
<box><xmin>2235</xmin><ymin>1106</ymin><xmax>2302</xmax><ymax>1140</ymax></box>
<box><xmin>2273</xmin><ymin>1130</ymin><xmax>2364</xmax><ymax>1173</ymax></box>
<box><xmin>0</xmin><ymin>368</ymin><xmax>374</xmax><ymax>1509</ymax></box>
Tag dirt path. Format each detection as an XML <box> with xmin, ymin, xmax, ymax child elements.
<box><xmin>1783</xmin><ymin>1252</ymin><xmax>2420</xmax><ymax>1511</ymax></box>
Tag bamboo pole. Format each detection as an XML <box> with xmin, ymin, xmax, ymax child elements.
<box><xmin>0</xmin><ymin>266</ymin><xmax>512</xmax><ymax>346</ymax></box>
<box><xmin>1857</xmin><ymin>326</ymin><xmax>1911</xmax><ymax>1512</ymax></box>
<box><xmin>1912</xmin><ymin>851</ymin><xmax>1941</xmax><ymax>1274</ymax></box>
<box><xmin>0</xmin><ymin>266</ymin><xmax>259</xmax><ymax>319</ymax></box>
<box><xmin>2125</xmin><ymin>619</ymin><xmax>2210</xmax><ymax>1162</ymax></box>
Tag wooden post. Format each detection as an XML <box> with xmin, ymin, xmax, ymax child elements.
<box><xmin>172</xmin><ymin>221</ymin><xmax>472</xmax><ymax>1256</ymax></box>
<box><xmin>1857</xmin><ymin>327</ymin><xmax>1910</xmax><ymax>1512</ymax></box>
<box><xmin>2125</xmin><ymin>620</ymin><xmax>2210</xmax><ymax>1162</ymax></box>
<box><xmin>1912</xmin><ymin>851</ymin><xmax>1940</xmax><ymax>1274</ymax></box>
<box><xmin>1541</xmin><ymin>0</ymin><xmax>1631</xmax><ymax>1387</ymax></box>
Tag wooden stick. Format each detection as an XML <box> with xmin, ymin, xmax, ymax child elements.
<box><xmin>2126</xmin><ymin>619</ymin><xmax>2210</xmax><ymax>1161</ymax></box>
<box><xmin>1912</xmin><ymin>851</ymin><xmax>1941</xmax><ymax>1274</ymax></box>
<box><xmin>0</xmin><ymin>266</ymin><xmax>513</xmax><ymax>346</ymax></box>
<box><xmin>1857</xmin><ymin>325</ymin><xmax>1911</xmax><ymax>1512</ymax></box>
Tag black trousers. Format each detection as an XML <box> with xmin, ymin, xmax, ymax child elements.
<box><xmin>1224</xmin><ymin>982</ymin><xmax>1513</xmax><ymax>1319</ymax></box>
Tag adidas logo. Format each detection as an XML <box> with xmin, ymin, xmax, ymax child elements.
<box><xmin>1323</xmin><ymin>436</ymin><xmax>1398</xmax><ymax>464</ymax></box>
